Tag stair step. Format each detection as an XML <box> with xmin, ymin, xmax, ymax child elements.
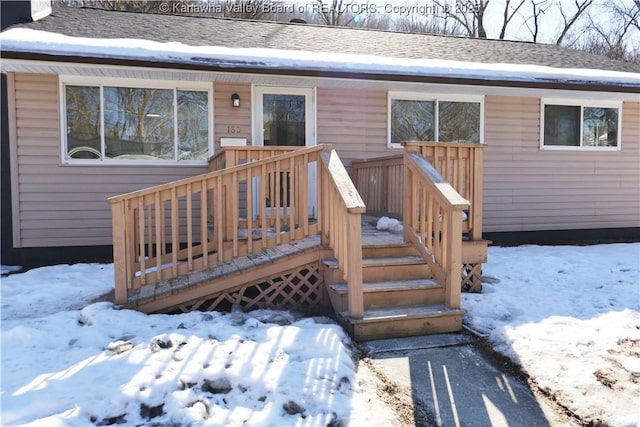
<box><xmin>363</xmin><ymin>256</ymin><xmax>425</xmax><ymax>267</ymax></box>
<box><xmin>340</xmin><ymin>304</ymin><xmax>462</xmax><ymax>323</ymax></box>
<box><xmin>361</xmin><ymin>243</ymin><xmax>419</xmax><ymax>258</ymax></box>
<box><xmin>329</xmin><ymin>278</ymin><xmax>440</xmax><ymax>294</ymax></box>
<box><xmin>322</xmin><ymin>255</ymin><xmax>425</xmax><ymax>269</ymax></box>
<box><xmin>323</xmin><ymin>255</ymin><xmax>431</xmax><ymax>283</ymax></box>
<box><xmin>338</xmin><ymin>304</ymin><xmax>465</xmax><ymax>341</ymax></box>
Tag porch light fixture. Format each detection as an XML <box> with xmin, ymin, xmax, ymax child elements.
<box><xmin>231</xmin><ymin>93</ymin><xmax>240</xmax><ymax>108</ymax></box>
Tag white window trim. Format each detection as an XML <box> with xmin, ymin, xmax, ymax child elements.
<box><xmin>387</xmin><ymin>91</ymin><xmax>485</xmax><ymax>148</ymax></box>
<box><xmin>540</xmin><ymin>98</ymin><xmax>622</xmax><ymax>151</ymax></box>
<box><xmin>250</xmin><ymin>85</ymin><xmax>318</xmax><ymax>218</ymax></box>
<box><xmin>251</xmin><ymin>85</ymin><xmax>317</xmax><ymax>147</ymax></box>
<box><xmin>59</xmin><ymin>76</ymin><xmax>214</xmax><ymax>166</ymax></box>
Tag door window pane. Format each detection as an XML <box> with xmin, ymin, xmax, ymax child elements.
<box><xmin>177</xmin><ymin>90</ymin><xmax>209</xmax><ymax>160</ymax></box>
<box><xmin>438</xmin><ymin>101</ymin><xmax>480</xmax><ymax>142</ymax></box>
<box><xmin>104</xmin><ymin>87</ymin><xmax>174</xmax><ymax>160</ymax></box>
<box><xmin>391</xmin><ymin>100</ymin><xmax>434</xmax><ymax>145</ymax></box>
<box><xmin>583</xmin><ymin>107</ymin><xmax>618</xmax><ymax>147</ymax></box>
<box><xmin>544</xmin><ymin>105</ymin><xmax>580</xmax><ymax>146</ymax></box>
<box><xmin>263</xmin><ymin>94</ymin><xmax>305</xmax><ymax>146</ymax></box>
<box><xmin>65</xmin><ymin>86</ymin><xmax>101</xmax><ymax>159</ymax></box>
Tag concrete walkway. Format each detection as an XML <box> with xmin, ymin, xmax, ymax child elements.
<box><xmin>361</xmin><ymin>333</ymin><xmax>578</xmax><ymax>427</ymax></box>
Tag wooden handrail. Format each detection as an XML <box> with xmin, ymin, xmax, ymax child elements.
<box><xmin>403</xmin><ymin>150</ymin><xmax>469</xmax><ymax>309</ymax></box>
<box><xmin>110</xmin><ymin>145</ymin><xmax>327</xmax><ymax>304</ymax></box>
<box><xmin>352</xmin><ymin>142</ymin><xmax>484</xmax><ymax>240</ymax></box>
<box><xmin>319</xmin><ymin>149</ymin><xmax>365</xmax><ymax>318</ymax></box>
<box><xmin>110</xmin><ymin>144</ymin><xmax>366</xmax><ymax>320</ymax></box>
<box><xmin>108</xmin><ymin>146</ymin><xmax>323</xmax><ymax>204</ymax></box>
<box><xmin>403</xmin><ymin>141</ymin><xmax>486</xmax><ymax>150</ymax></box>
<box><xmin>209</xmin><ymin>146</ymin><xmax>303</xmax><ymax>172</ymax></box>
<box><xmin>321</xmin><ymin>150</ymin><xmax>366</xmax><ymax>213</ymax></box>
<box><xmin>404</xmin><ymin>141</ymin><xmax>485</xmax><ymax>240</ymax></box>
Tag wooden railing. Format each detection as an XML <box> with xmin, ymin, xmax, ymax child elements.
<box><xmin>110</xmin><ymin>145</ymin><xmax>323</xmax><ymax>304</ymax></box>
<box><xmin>319</xmin><ymin>149</ymin><xmax>366</xmax><ymax>318</ymax></box>
<box><xmin>352</xmin><ymin>142</ymin><xmax>484</xmax><ymax>240</ymax></box>
<box><xmin>209</xmin><ymin>146</ymin><xmax>301</xmax><ymax>172</ymax></box>
<box><xmin>404</xmin><ymin>151</ymin><xmax>470</xmax><ymax>309</ymax></box>
<box><xmin>110</xmin><ymin>145</ymin><xmax>366</xmax><ymax>319</ymax></box>
<box><xmin>404</xmin><ymin>142</ymin><xmax>484</xmax><ymax>240</ymax></box>
<box><xmin>352</xmin><ymin>154</ymin><xmax>403</xmax><ymax>218</ymax></box>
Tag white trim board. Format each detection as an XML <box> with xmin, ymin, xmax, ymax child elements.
<box><xmin>3</xmin><ymin>59</ymin><xmax>639</xmax><ymax>102</ymax></box>
<box><xmin>58</xmin><ymin>76</ymin><xmax>215</xmax><ymax>166</ymax></box>
<box><xmin>539</xmin><ymin>98</ymin><xmax>623</xmax><ymax>151</ymax></box>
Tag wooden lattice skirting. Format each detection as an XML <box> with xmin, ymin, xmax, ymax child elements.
<box><xmin>172</xmin><ymin>262</ymin><xmax>326</xmax><ymax>314</ymax></box>
<box><xmin>462</xmin><ymin>263</ymin><xmax>483</xmax><ymax>293</ymax></box>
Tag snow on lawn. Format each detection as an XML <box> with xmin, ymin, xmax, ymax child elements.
<box><xmin>463</xmin><ymin>243</ymin><xmax>640</xmax><ymax>427</ymax></box>
<box><xmin>1</xmin><ymin>264</ymin><xmax>113</xmax><ymax>321</ymax></box>
<box><xmin>1</xmin><ymin>265</ymin><xmax>22</xmax><ymax>276</ymax></box>
<box><xmin>0</xmin><ymin>264</ymin><xmax>368</xmax><ymax>427</ymax></box>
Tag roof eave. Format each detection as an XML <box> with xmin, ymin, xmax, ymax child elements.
<box><xmin>2</xmin><ymin>50</ymin><xmax>639</xmax><ymax>94</ymax></box>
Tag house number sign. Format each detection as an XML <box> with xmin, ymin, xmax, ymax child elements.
<box><xmin>227</xmin><ymin>125</ymin><xmax>241</xmax><ymax>134</ymax></box>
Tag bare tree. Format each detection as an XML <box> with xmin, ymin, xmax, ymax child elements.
<box><xmin>577</xmin><ymin>0</ymin><xmax>640</xmax><ymax>62</ymax></box>
<box><xmin>393</xmin><ymin>10</ymin><xmax>463</xmax><ymax>35</ymax></box>
<box><xmin>498</xmin><ymin>0</ymin><xmax>526</xmax><ymax>39</ymax></box>
<box><xmin>362</xmin><ymin>12</ymin><xmax>392</xmax><ymax>31</ymax></box>
<box><xmin>555</xmin><ymin>0</ymin><xmax>593</xmax><ymax>45</ymax></box>
<box><xmin>431</xmin><ymin>0</ymin><xmax>490</xmax><ymax>38</ymax></box>
<box><xmin>207</xmin><ymin>0</ymin><xmax>283</xmax><ymax>20</ymax></box>
<box><xmin>309</xmin><ymin>0</ymin><xmax>358</xmax><ymax>26</ymax></box>
<box><xmin>521</xmin><ymin>0</ymin><xmax>553</xmax><ymax>42</ymax></box>
<box><xmin>58</xmin><ymin>0</ymin><xmax>189</xmax><ymax>13</ymax></box>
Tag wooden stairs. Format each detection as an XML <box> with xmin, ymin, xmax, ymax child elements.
<box><xmin>109</xmin><ymin>143</ymin><xmax>487</xmax><ymax>342</ymax></box>
<box><xmin>324</xmin><ymin>242</ymin><xmax>464</xmax><ymax>341</ymax></box>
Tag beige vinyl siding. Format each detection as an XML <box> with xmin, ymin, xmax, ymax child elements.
<box><xmin>317</xmin><ymin>88</ymin><xmax>393</xmax><ymax>167</ymax></box>
<box><xmin>483</xmin><ymin>96</ymin><xmax>640</xmax><ymax>232</ymax></box>
<box><xmin>214</xmin><ymin>83</ymin><xmax>251</xmax><ymax>149</ymax></box>
<box><xmin>13</xmin><ymin>73</ymin><xmax>208</xmax><ymax>247</ymax></box>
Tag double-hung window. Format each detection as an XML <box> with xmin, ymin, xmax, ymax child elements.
<box><xmin>388</xmin><ymin>92</ymin><xmax>483</xmax><ymax>147</ymax></box>
<box><xmin>62</xmin><ymin>78</ymin><xmax>213</xmax><ymax>163</ymax></box>
<box><xmin>541</xmin><ymin>100</ymin><xmax>620</xmax><ymax>150</ymax></box>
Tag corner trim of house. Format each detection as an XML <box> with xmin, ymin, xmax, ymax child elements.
<box><xmin>6</xmin><ymin>72</ymin><xmax>21</xmax><ymax>248</ymax></box>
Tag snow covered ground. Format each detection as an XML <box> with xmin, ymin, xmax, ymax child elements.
<box><xmin>1</xmin><ymin>265</ymin><xmax>22</xmax><ymax>276</ymax></box>
<box><xmin>1</xmin><ymin>242</ymin><xmax>638</xmax><ymax>426</ymax></box>
<box><xmin>0</xmin><ymin>264</ymin><xmax>397</xmax><ymax>426</ymax></box>
<box><xmin>464</xmin><ymin>243</ymin><xmax>640</xmax><ymax>427</ymax></box>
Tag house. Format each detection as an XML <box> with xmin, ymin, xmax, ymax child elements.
<box><xmin>1</xmin><ymin>3</ymin><xmax>638</xmax><ymax>339</ymax></box>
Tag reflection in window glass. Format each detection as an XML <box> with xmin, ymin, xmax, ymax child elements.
<box><xmin>583</xmin><ymin>107</ymin><xmax>618</xmax><ymax>147</ymax></box>
<box><xmin>544</xmin><ymin>105</ymin><xmax>581</xmax><ymax>146</ymax></box>
<box><xmin>438</xmin><ymin>101</ymin><xmax>480</xmax><ymax>142</ymax></box>
<box><xmin>65</xmin><ymin>85</ymin><xmax>101</xmax><ymax>159</ymax></box>
<box><xmin>391</xmin><ymin>100</ymin><xmax>434</xmax><ymax>145</ymax></box>
<box><xmin>104</xmin><ymin>87</ymin><xmax>174</xmax><ymax>160</ymax></box>
<box><xmin>263</xmin><ymin>94</ymin><xmax>306</xmax><ymax>146</ymax></box>
<box><xmin>178</xmin><ymin>90</ymin><xmax>209</xmax><ymax>160</ymax></box>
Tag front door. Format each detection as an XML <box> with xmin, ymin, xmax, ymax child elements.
<box><xmin>253</xmin><ymin>86</ymin><xmax>317</xmax><ymax>218</ymax></box>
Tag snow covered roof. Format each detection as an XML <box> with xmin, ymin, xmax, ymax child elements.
<box><xmin>1</xmin><ymin>5</ymin><xmax>639</xmax><ymax>90</ymax></box>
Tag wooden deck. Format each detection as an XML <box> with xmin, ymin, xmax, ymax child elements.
<box><xmin>109</xmin><ymin>143</ymin><xmax>488</xmax><ymax>341</ymax></box>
